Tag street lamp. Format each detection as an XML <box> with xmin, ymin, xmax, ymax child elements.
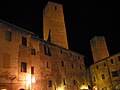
<box><xmin>26</xmin><ymin>74</ymin><xmax>36</xmax><ymax>90</ymax></box>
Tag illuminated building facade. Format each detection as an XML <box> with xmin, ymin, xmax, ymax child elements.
<box><xmin>90</xmin><ymin>36</ymin><xmax>120</xmax><ymax>90</ymax></box>
<box><xmin>0</xmin><ymin>1</ymin><xmax>87</xmax><ymax>90</ymax></box>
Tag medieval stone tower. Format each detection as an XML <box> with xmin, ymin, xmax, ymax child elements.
<box><xmin>43</xmin><ymin>1</ymin><xmax>69</xmax><ymax>49</ymax></box>
<box><xmin>90</xmin><ymin>36</ymin><xmax>109</xmax><ymax>62</ymax></box>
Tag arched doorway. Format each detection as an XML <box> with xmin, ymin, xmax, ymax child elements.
<box><xmin>19</xmin><ymin>89</ymin><xmax>25</xmax><ymax>90</ymax></box>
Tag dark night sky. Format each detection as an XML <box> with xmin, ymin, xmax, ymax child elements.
<box><xmin>0</xmin><ymin>0</ymin><xmax>117</xmax><ymax>68</ymax></box>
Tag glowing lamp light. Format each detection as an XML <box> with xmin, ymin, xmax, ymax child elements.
<box><xmin>32</xmin><ymin>76</ymin><xmax>36</xmax><ymax>83</ymax></box>
<box><xmin>58</xmin><ymin>87</ymin><xmax>64</xmax><ymax>90</ymax></box>
<box><xmin>93</xmin><ymin>86</ymin><xmax>98</xmax><ymax>90</ymax></box>
<box><xmin>26</xmin><ymin>74</ymin><xmax>31</xmax><ymax>85</ymax></box>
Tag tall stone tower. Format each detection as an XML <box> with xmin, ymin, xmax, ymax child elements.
<box><xmin>90</xmin><ymin>36</ymin><xmax>109</xmax><ymax>63</ymax></box>
<box><xmin>43</xmin><ymin>1</ymin><xmax>69</xmax><ymax>49</ymax></box>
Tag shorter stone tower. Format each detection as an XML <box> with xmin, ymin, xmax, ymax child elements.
<box><xmin>90</xmin><ymin>36</ymin><xmax>109</xmax><ymax>62</ymax></box>
<box><xmin>43</xmin><ymin>1</ymin><xmax>69</xmax><ymax>49</ymax></box>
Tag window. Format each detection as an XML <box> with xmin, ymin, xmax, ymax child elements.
<box><xmin>112</xmin><ymin>71</ymin><xmax>119</xmax><ymax>77</ymax></box>
<box><xmin>111</xmin><ymin>59</ymin><xmax>114</xmax><ymax>64</ymax></box>
<box><xmin>44</xmin><ymin>46</ymin><xmax>51</xmax><ymax>56</ymax></box>
<box><xmin>104</xmin><ymin>63</ymin><xmax>106</xmax><ymax>66</ymax></box>
<box><xmin>48</xmin><ymin>80</ymin><xmax>52</xmax><ymax>87</ymax></box>
<box><xmin>60</xmin><ymin>50</ymin><xmax>63</xmax><ymax>53</ymax></box>
<box><xmin>46</xmin><ymin>62</ymin><xmax>49</xmax><ymax>68</ymax></box>
<box><xmin>73</xmin><ymin>80</ymin><xmax>76</xmax><ymax>85</ymax></box>
<box><xmin>22</xmin><ymin>37</ymin><xmax>27</xmax><ymax>46</ymax></box>
<box><xmin>63</xmin><ymin>78</ymin><xmax>66</xmax><ymax>85</ymax></box>
<box><xmin>93</xmin><ymin>77</ymin><xmax>96</xmax><ymax>82</ymax></box>
<box><xmin>118</xmin><ymin>56</ymin><xmax>120</xmax><ymax>61</ymax></box>
<box><xmin>101</xmin><ymin>74</ymin><xmax>105</xmax><ymax>79</ymax></box>
<box><xmin>21</xmin><ymin>62</ymin><xmax>27</xmax><ymax>72</ymax></box>
<box><xmin>96</xmin><ymin>65</ymin><xmax>99</xmax><ymax>69</ymax></box>
<box><xmin>78</xmin><ymin>56</ymin><xmax>80</xmax><ymax>59</ymax></box>
<box><xmin>31</xmin><ymin>66</ymin><xmax>34</xmax><ymax>74</ymax></box>
<box><xmin>55</xmin><ymin>5</ymin><xmax>57</xmax><ymax>10</ymax></box>
<box><xmin>61</xmin><ymin>61</ymin><xmax>64</xmax><ymax>67</ymax></box>
<box><xmin>5</xmin><ymin>31</ymin><xmax>12</xmax><ymax>41</ymax></box>
<box><xmin>71</xmin><ymin>63</ymin><xmax>74</xmax><ymax>69</ymax></box>
<box><xmin>31</xmin><ymin>48</ymin><xmax>36</xmax><ymax>55</ymax></box>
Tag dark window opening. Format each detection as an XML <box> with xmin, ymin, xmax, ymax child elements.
<box><xmin>101</xmin><ymin>74</ymin><xmax>105</xmax><ymax>79</ymax></box>
<box><xmin>93</xmin><ymin>77</ymin><xmax>96</xmax><ymax>82</ymax></box>
<box><xmin>61</xmin><ymin>61</ymin><xmax>64</xmax><ymax>67</ymax></box>
<box><xmin>48</xmin><ymin>80</ymin><xmax>52</xmax><ymax>87</ymax></box>
<box><xmin>111</xmin><ymin>59</ymin><xmax>114</xmax><ymax>64</ymax></box>
<box><xmin>31</xmin><ymin>48</ymin><xmax>36</xmax><ymax>55</ymax></box>
<box><xmin>55</xmin><ymin>5</ymin><xmax>57</xmax><ymax>10</ymax></box>
<box><xmin>63</xmin><ymin>78</ymin><xmax>66</xmax><ymax>85</ymax></box>
<box><xmin>21</xmin><ymin>62</ymin><xmax>27</xmax><ymax>72</ymax></box>
<box><xmin>104</xmin><ymin>63</ymin><xmax>106</xmax><ymax>66</ymax></box>
<box><xmin>73</xmin><ymin>80</ymin><xmax>76</xmax><ymax>85</ymax></box>
<box><xmin>71</xmin><ymin>63</ymin><xmax>74</xmax><ymax>69</ymax></box>
<box><xmin>96</xmin><ymin>65</ymin><xmax>99</xmax><ymax>69</ymax></box>
<box><xmin>44</xmin><ymin>46</ymin><xmax>51</xmax><ymax>56</ymax></box>
<box><xmin>112</xmin><ymin>71</ymin><xmax>119</xmax><ymax>77</ymax></box>
<box><xmin>5</xmin><ymin>31</ymin><xmax>12</xmax><ymax>41</ymax></box>
<box><xmin>46</xmin><ymin>62</ymin><xmax>49</xmax><ymax>68</ymax></box>
<box><xmin>118</xmin><ymin>56</ymin><xmax>120</xmax><ymax>61</ymax></box>
<box><xmin>22</xmin><ymin>37</ymin><xmax>27</xmax><ymax>46</ymax></box>
<box><xmin>31</xmin><ymin>66</ymin><xmax>34</xmax><ymax>74</ymax></box>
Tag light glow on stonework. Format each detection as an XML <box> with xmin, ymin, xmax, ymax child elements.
<box><xmin>32</xmin><ymin>76</ymin><xmax>36</xmax><ymax>83</ymax></box>
<box><xmin>26</xmin><ymin>74</ymin><xmax>31</xmax><ymax>89</ymax></box>
<box><xmin>80</xmin><ymin>85</ymin><xmax>88</xmax><ymax>89</ymax></box>
<box><xmin>93</xmin><ymin>86</ymin><xmax>98</xmax><ymax>90</ymax></box>
<box><xmin>57</xmin><ymin>86</ymin><xmax>64</xmax><ymax>90</ymax></box>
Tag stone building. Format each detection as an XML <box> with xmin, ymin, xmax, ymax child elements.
<box><xmin>89</xmin><ymin>36</ymin><xmax>120</xmax><ymax>90</ymax></box>
<box><xmin>0</xmin><ymin>1</ymin><xmax>87</xmax><ymax>90</ymax></box>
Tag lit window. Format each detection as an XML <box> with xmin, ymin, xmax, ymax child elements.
<box><xmin>21</xmin><ymin>62</ymin><xmax>27</xmax><ymax>72</ymax></box>
<box><xmin>5</xmin><ymin>31</ymin><xmax>12</xmax><ymax>41</ymax></box>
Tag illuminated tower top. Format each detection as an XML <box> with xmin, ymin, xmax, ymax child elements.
<box><xmin>43</xmin><ymin>1</ymin><xmax>69</xmax><ymax>49</ymax></box>
<box><xmin>90</xmin><ymin>36</ymin><xmax>109</xmax><ymax>63</ymax></box>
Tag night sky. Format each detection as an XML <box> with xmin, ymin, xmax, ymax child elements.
<box><xmin>0</xmin><ymin>0</ymin><xmax>117</xmax><ymax>68</ymax></box>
